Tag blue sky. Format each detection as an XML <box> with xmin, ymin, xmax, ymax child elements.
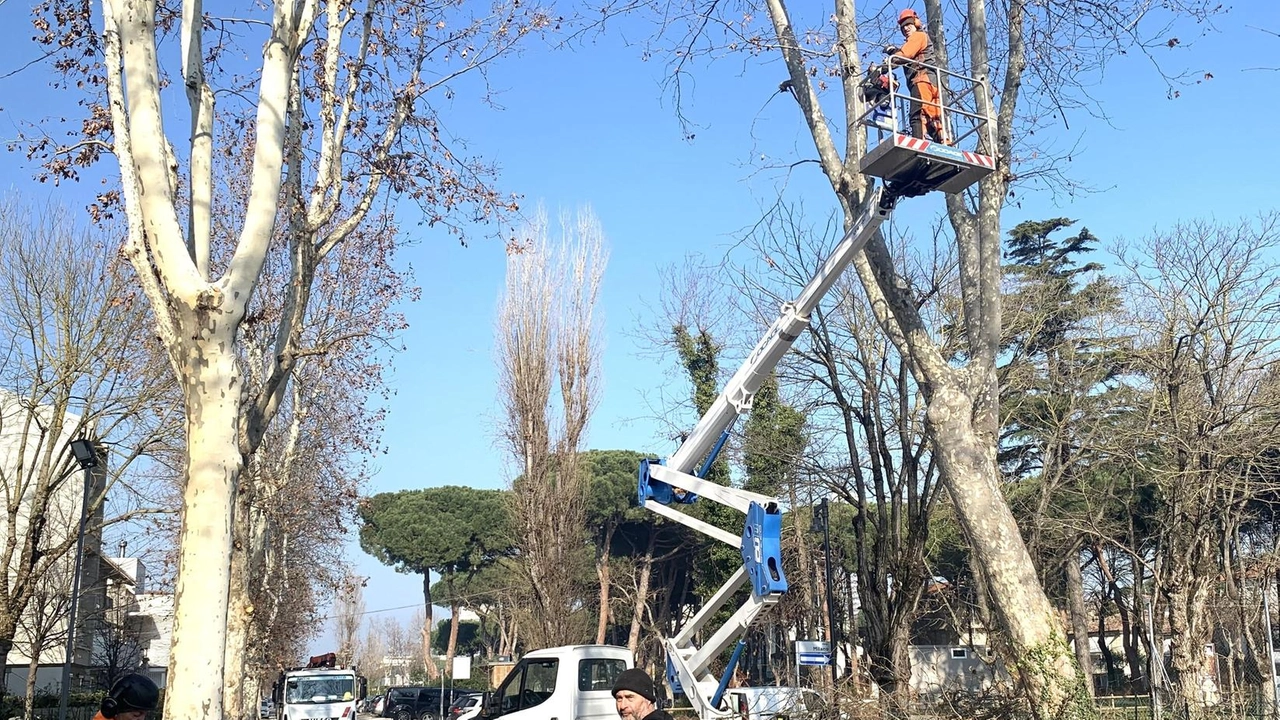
<box><xmin>1</xmin><ymin>1</ymin><xmax>1276</xmax><ymax>654</ymax></box>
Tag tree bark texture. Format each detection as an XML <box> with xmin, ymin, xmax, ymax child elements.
<box><xmin>628</xmin><ymin>534</ymin><xmax>656</xmax><ymax>654</ymax></box>
<box><xmin>447</xmin><ymin>601</ymin><xmax>461</xmax><ymax>677</ymax></box>
<box><xmin>875</xmin><ymin>616</ymin><xmax>914</xmax><ymax>719</ymax></box>
<box><xmin>1168</xmin><ymin>579</ymin><xmax>1214</xmax><ymax>717</ymax></box>
<box><xmin>925</xmin><ymin>388</ymin><xmax>1087</xmax><ymax>713</ymax></box>
<box><xmin>166</xmin><ymin>323</ymin><xmax>244</xmax><ymax>720</ymax></box>
<box><xmin>1064</xmin><ymin>544</ymin><xmax>1095</xmax><ymax>698</ymax></box>
<box><xmin>224</xmin><ymin>479</ymin><xmax>254</xmax><ymax>720</ymax></box>
<box><xmin>596</xmin><ymin>523</ymin><xmax>615</xmax><ymax>644</ymax></box>
<box><xmin>422</xmin><ymin>573</ymin><xmax>440</xmax><ymax>680</ymax></box>
<box><xmin>25</xmin><ymin>651</ymin><xmax>39</xmax><ymax>720</ymax></box>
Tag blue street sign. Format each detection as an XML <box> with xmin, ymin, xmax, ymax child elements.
<box><xmin>795</xmin><ymin>640</ymin><xmax>831</xmax><ymax>667</ymax></box>
<box><xmin>798</xmin><ymin>652</ymin><xmax>831</xmax><ymax>666</ymax></box>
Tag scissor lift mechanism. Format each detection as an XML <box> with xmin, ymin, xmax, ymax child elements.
<box><xmin>636</xmin><ymin>56</ymin><xmax>995</xmax><ymax>720</ymax></box>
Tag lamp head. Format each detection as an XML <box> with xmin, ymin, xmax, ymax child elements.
<box><xmin>70</xmin><ymin>439</ymin><xmax>98</xmax><ymax>469</ymax></box>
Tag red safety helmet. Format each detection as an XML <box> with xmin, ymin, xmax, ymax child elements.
<box><xmin>898</xmin><ymin>8</ymin><xmax>921</xmax><ymax>27</ymax></box>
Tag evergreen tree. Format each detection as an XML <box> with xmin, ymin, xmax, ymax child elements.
<box><xmin>672</xmin><ymin>325</ymin><xmax>743</xmax><ymax>610</ymax></box>
<box><xmin>359</xmin><ymin>486</ymin><xmax>510</xmax><ymax>677</ymax></box>
<box><xmin>1000</xmin><ymin>217</ymin><xmax>1122</xmax><ymax>479</ymax></box>
<box><xmin>999</xmin><ymin>218</ymin><xmax>1128</xmax><ymax>692</ymax></box>
<box><xmin>742</xmin><ymin>373</ymin><xmax>806</xmax><ymax>497</ymax></box>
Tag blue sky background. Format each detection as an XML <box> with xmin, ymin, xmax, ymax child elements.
<box><xmin>1</xmin><ymin>1</ymin><xmax>1277</xmax><ymax>655</ymax></box>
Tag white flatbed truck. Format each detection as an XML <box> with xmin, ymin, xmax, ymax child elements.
<box><xmin>274</xmin><ymin>655</ymin><xmax>367</xmax><ymax>720</ymax></box>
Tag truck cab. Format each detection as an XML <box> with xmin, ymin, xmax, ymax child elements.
<box><xmin>482</xmin><ymin>645</ymin><xmax>632</xmax><ymax>720</ymax></box>
<box><xmin>275</xmin><ymin>666</ymin><xmax>366</xmax><ymax>720</ymax></box>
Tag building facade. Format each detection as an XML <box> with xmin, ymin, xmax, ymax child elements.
<box><xmin>0</xmin><ymin>390</ymin><xmax>172</xmax><ymax>695</ymax></box>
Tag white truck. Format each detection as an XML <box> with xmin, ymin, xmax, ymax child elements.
<box><xmin>274</xmin><ymin>654</ymin><xmax>366</xmax><ymax>720</ymax></box>
<box><xmin>481</xmin><ymin>645</ymin><xmax>632</xmax><ymax>720</ymax></box>
<box><xmin>720</xmin><ymin>687</ymin><xmax>829</xmax><ymax>720</ymax></box>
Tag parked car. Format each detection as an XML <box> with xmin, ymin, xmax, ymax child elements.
<box><xmin>447</xmin><ymin>693</ymin><xmax>483</xmax><ymax>720</ymax></box>
<box><xmin>382</xmin><ymin>686</ymin><xmax>473</xmax><ymax>720</ymax></box>
<box><xmin>258</xmin><ymin>698</ymin><xmax>274</xmax><ymax>719</ymax></box>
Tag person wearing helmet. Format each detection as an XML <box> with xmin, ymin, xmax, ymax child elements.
<box><xmin>885</xmin><ymin>8</ymin><xmax>949</xmax><ymax>144</ymax></box>
<box><xmin>94</xmin><ymin>673</ymin><xmax>160</xmax><ymax>720</ymax></box>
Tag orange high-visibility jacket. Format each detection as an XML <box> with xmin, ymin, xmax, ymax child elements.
<box><xmin>896</xmin><ymin>28</ymin><xmax>936</xmax><ymax>79</ymax></box>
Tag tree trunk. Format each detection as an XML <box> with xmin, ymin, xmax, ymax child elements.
<box><xmin>1065</xmin><ymin>544</ymin><xmax>1095</xmax><ymax>698</ymax></box>
<box><xmin>1098</xmin><ymin>546</ymin><xmax>1146</xmax><ymax>691</ymax></box>
<box><xmin>0</xmin><ymin>638</ymin><xmax>13</xmax><ymax>681</ymax></box>
<box><xmin>246</xmin><ymin>498</ymin><xmax>273</xmax><ymax>702</ymax></box>
<box><xmin>596</xmin><ymin>523</ymin><xmax>615</xmax><ymax>644</ymax></box>
<box><xmin>167</xmin><ymin>325</ymin><xmax>244</xmax><ymax>720</ymax></box>
<box><xmin>1132</xmin><ymin>573</ymin><xmax>1157</xmax><ymax>694</ymax></box>
<box><xmin>421</xmin><ymin>574</ymin><xmax>439</xmax><ymax>680</ymax></box>
<box><xmin>876</xmin><ymin>615</ymin><xmax>914</xmax><ymax>719</ymax></box>
<box><xmin>224</xmin><ymin>479</ymin><xmax>254</xmax><ymax>720</ymax></box>
<box><xmin>25</xmin><ymin>651</ymin><xmax>39</xmax><ymax>720</ymax></box>
<box><xmin>1096</xmin><ymin>602</ymin><xmax>1119</xmax><ymax>693</ymax></box>
<box><xmin>925</xmin><ymin>386</ymin><xmax>1089</xmax><ymax>718</ymax></box>
<box><xmin>1168</xmin><ymin>581</ymin><xmax>1213</xmax><ymax>718</ymax></box>
<box><xmin>628</xmin><ymin>534</ymin><xmax>656</xmax><ymax>654</ymax></box>
<box><xmin>847</xmin><ymin>569</ymin><xmax>863</xmax><ymax>690</ymax></box>
<box><xmin>446</xmin><ymin>602</ymin><xmax>461</xmax><ymax>677</ymax></box>
<box><xmin>0</xmin><ymin>636</ymin><xmax>16</xmax><ymax>706</ymax></box>
<box><xmin>1118</xmin><ymin>596</ymin><xmax>1145</xmax><ymax>692</ymax></box>
<box><xmin>244</xmin><ymin>678</ymin><xmax>262</xmax><ymax>720</ymax></box>
<box><xmin>498</xmin><ymin>601</ymin><xmax>512</xmax><ymax>657</ymax></box>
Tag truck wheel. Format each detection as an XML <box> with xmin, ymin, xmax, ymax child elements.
<box><xmin>394</xmin><ymin>710</ymin><xmax>412</xmax><ymax>720</ymax></box>
<box><xmin>419</xmin><ymin>713</ymin><xmax>436</xmax><ymax>720</ymax></box>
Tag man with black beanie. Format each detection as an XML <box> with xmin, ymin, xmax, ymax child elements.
<box><xmin>611</xmin><ymin>668</ymin><xmax>673</xmax><ymax>720</ymax></box>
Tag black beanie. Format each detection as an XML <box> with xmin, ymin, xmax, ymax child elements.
<box><xmin>611</xmin><ymin>668</ymin><xmax>657</xmax><ymax>702</ymax></box>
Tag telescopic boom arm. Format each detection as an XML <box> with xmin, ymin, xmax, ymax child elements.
<box><xmin>638</xmin><ymin>188</ymin><xmax>894</xmax><ymax>719</ymax></box>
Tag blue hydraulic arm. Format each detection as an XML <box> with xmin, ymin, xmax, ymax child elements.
<box><xmin>637</xmin><ymin>188</ymin><xmax>894</xmax><ymax>719</ymax></box>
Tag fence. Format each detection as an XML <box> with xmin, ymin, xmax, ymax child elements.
<box><xmin>26</xmin><ymin>707</ymin><xmax>99</xmax><ymax>720</ymax></box>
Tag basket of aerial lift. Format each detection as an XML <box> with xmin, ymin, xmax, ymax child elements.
<box><xmin>857</xmin><ymin>56</ymin><xmax>997</xmax><ymax>198</ymax></box>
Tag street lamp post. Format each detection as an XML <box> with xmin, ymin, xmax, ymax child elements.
<box><xmin>810</xmin><ymin>498</ymin><xmax>840</xmax><ymax>687</ymax></box>
<box><xmin>59</xmin><ymin>439</ymin><xmax>97</xmax><ymax>720</ymax></box>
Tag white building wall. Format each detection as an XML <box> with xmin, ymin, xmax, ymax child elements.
<box><xmin>0</xmin><ymin>391</ymin><xmax>106</xmax><ymax>695</ymax></box>
<box><xmin>133</xmin><ymin>592</ymin><xmax>174</xmax><ymax>685</ymax></box>
<box><xmin>908</xmin><ymin>644</ymin><xmax>1009</xmax><ymax>697</ymax></box>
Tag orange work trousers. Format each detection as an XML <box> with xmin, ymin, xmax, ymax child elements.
<box><xmin>908</xmin><ymin>73</ymin><xmax>947</xmax><ymax>144</ymax></box>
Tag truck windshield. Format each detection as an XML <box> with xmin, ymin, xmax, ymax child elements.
<box><xmin>286</xmin><ymin>675</ymin><xmax>355</xmax><ymax>705</ymax></box>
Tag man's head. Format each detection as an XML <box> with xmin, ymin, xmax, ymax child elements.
<box><xmin>899</xmin><ymin>8</ymin><xmax>921</xmax><ymax>35</ymax></box>
<box><xmin>101</xmin><ymin>673</ymin><xmax>160</xmax><ymax>720</ymax></box>
<box><xmin>611</xmin><ymin>668</ymin><xmax>658</xmax><ymax>719</ymax></box>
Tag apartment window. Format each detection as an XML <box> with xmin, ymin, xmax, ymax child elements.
<box><xmin>950</xmin><ymin>648</ymin><xmax>968</xmax><ymax>659</ymax></box>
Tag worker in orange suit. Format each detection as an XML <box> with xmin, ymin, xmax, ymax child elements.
<box><xmin>886</xmin><ymin>8</ymin><xmax>948</xmax><ymax>144</ymax></box>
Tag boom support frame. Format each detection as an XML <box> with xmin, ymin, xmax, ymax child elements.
<box><xmin>637</xmin><ymin>188</ymin><xmax>894</xmax><ymax>718</ymax></box>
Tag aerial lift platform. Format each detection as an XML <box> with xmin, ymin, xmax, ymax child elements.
<box><xmin>636</xmin><ymin>55</ymin><xmax>996</xmax><ymax>719</ymax></box>
<box><xmin>858</xmin><ymin>56</ymin><xmax>996</xmax><ymax>197</ymax></box>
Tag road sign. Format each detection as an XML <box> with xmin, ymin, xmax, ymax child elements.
<box><xmin>453</xmin><ymin>656</ymin><xmax>472</xmax><ymax>680</ymax></box>
<box><xmin>795</xmin><ymin>640</ymin><xmax>831</xmax><ymax>666</ymax></box>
